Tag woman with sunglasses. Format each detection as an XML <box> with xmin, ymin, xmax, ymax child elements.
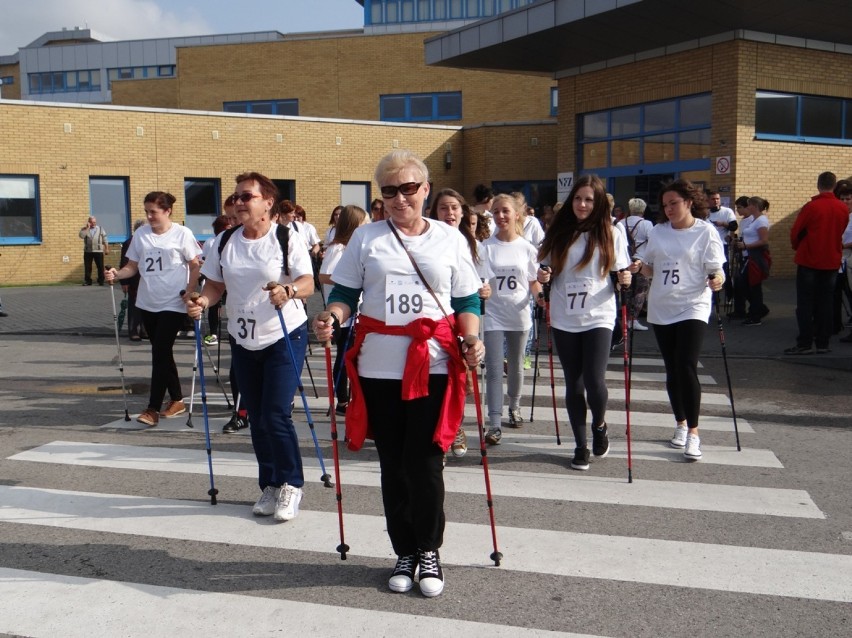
<box><xmin>628</xmin><ymin>179</ymin><xmax>725</xmax><ymax>461</ymax></box>
<box><xmin>187</xmin><ymin>172</ymin><xmax>315</xmax><ymax>522</ymax></box>
<box><xmin>105</xmin><ymin>191</ymin><xmax>202</xmax><ymax>427</ymax></box>
<box><xmin>536</xmin><ymin>176</ymin><xmax>631</xmax><ymax>470</ymax></box>
<box><xmin>313</xmin><ymin>150</ymin><xmax>482</xmax><ymax>598</ymax></box>
<box><xmin>428</xmin><ymin>188</ymin><xmax>493</xmax><ymax>458</ymax></box>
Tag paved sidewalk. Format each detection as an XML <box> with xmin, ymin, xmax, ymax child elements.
<box><xmin>0</xmin><ymin>279</ymin><xmax>850</xmax><ymax>370</ymax></box>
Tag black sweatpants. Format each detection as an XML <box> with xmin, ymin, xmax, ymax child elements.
<box><xmin>140</xmin><ymin>310</ymin><xmax>185</xmax><ymax>411</ymax></box>
<box><xmin>652</xmin><ymin>320</ymin><xmax>705</xmax><ymax>429</ymax></box>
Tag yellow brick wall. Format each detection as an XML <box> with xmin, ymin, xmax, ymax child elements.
<box><xmin>556</xmin><ymin>40</ymin><xmax>852</xmax><ymax>276</ymax></box>
<box><xmin>111</xmin><ymin>77</ymin><xmax>179</xmax><ymax>109</ymax></box>
<box><xmin>112</xmin><ymin>32</ymin><xmax>556</xmax><ymax>126</ymax></box>
<box><xmin>0</xmin><ymin>101</ymin><xmax>463</xmax><ymax>286</ymax></box>
<box><xmin>0</xmin><ymin>63</ymin><xmax>21</xmax><ymax>100</ymax></box>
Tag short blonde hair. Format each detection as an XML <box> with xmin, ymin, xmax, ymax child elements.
<box><xmin>374</xmin><ymin>150</ymin><xmax>429</xmax><ymax>187</ymax></box>
<box><xmin>628</xmin><ymin>198</ymin><xmax>647</xmax><ymax>214</ymax></box>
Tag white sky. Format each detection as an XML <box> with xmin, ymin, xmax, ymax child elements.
<box><xmin>0</xmin><ymin>0</ymin><xmax>365</xmax><ymax>54</ymax></box>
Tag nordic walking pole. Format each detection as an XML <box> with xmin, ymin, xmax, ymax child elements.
<box><xmin>318</xmin><ymin>311</ymin><xmax>349</xmax><ymax>560</ymax></box>
<box><xmin>188</xmin><ymin>293</ymin><xmax>219</xmax><ymax>505</ymax></box>
<box><xmin>615</xmin><ymin>272</ymin><xmax>634</xmax><ymax>484</ymax></box>
<box><xmin>303</xmin><ymin>353</ymin><xmax>319</xmax><ymax>399</ymax></box>
<box><xmin>202</xmin><ymin>338</ymin><xmax>233</xmax><ymax>409</ymax></box>
<box><xmin>265</xmin><ymin>282</ymin><xmax>333</xmax><ymax>488</ymax></box>
<box><xmin>709</xmin><ymin>274</ymin><xmax>741</xmax><ymax>451</ymax></box>
<box><xmin>540</xmin><ymin>269</ymin><xmax>561</xmax><ymax>445</ymax></box>
<box><xmin>186</xmin><ymin>343</ymin><xmax>197</xmax><ymax>428</ymax></box>
<box><xmin>106</xmin><ymin>267</ymin><xmax>131</xmax><ymax>421</ymax></box>
<box><xmin>465</xmin><ymin>335</ymin><xmax>502</xmax><ymax>567</ymax></box>
<box><xmin>529</xmin><ymin>303</ymin><xmax>543</xmax><ymax>422</ymax></box>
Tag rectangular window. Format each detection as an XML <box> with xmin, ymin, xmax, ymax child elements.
<box><xmin>611</xmin><ymin>106</ymin><xmax>641</xmax><ymax>137</ymax></box>
<box><xmin>800</xmin><ymin>96</ymin><xmax>842</xmax><ymax>139</ymax></box>
<box><xmin>679</xmin><ymin>94</ymin><xmax>712</xmax><ymax>128</ymax></box>
<box><xmin>222</xmin><ymin>99</ymin><xmax>299</xmax><ymax>116</ymax></box>
<box><xmin>158</xmin><ymin>65</ymin><xmax>174</xmax><ymax>77</ymax></box>
<box><xmin>581</xmin><ymin>112</ymin><xmax>608</xmax><ymax>139</ymax></box>
<box><xmin>550</xmin><ymin>87</ymin><xmax>558</xmax><ymax>117</ymax></box>
<box><xmin>380</xmin><ymin>91</ymin><xmax>462</xmax><ymax>122</ymax></box>
<box><xmin>0</xmin><ymin>76</ymin><xmax>15</xmax><ymax>85</ymax></box>
<box><xmin>644</xmin><ymin>100</ymin><xmax>676</xmax><ymax>132</ymax></box>
<box><xmin>755</xmin><ymin>92</ymin><xmax>798</xmax><ymax>136</ymax></box>
<box><xmin>678</xmin><ymin>129</ymin><xmax>711</xmax><ymax>161</ymax></box>
<box><xmin>89</xmin><ymin>178</ymin><xmax>130</xmax><ymax>242</ymax></box>
<box><xmin>184</xmin><ymin>178</ymin><xmax>220</xmax><ymax>239</ymax></box>
<box><xmin>0</xmin><ymin>175</ymin><xmax>40</xmax><ymax>245</ymax></box>
<box><xmin>28</xmin><ymin>69</ymin><xmax>101</xmax><ymax>93</ymax></box>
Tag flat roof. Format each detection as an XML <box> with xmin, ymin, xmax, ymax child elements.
<box><xmin>425</xmin><ymin>0</ymin><xmax>852</xmax><ymax>74</ymax></box>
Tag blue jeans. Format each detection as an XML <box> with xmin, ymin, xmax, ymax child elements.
<box><xmin>230</xmin><ymin>322</ymin><xmax>307</xmax><ymax>489</ymax></box>
<box><xmin>795</xmin><ymin>266</ymin><xmax>835</xmax><ymax>349</ymax></box>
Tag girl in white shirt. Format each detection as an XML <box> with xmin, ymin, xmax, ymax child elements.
<box><xmin>319</xmin><ymin>204</ymin><xmax>368</xmax><ymax>412</ymax></box>
<box><xmin>737</xmin><ymin>196</ymin><xmax>771</xmax><ymax>325</ymax></box>
<box><xmin>537</xmin><ymin>175</ymin><xmax>631</xmax><ymax>471</ymax></box>
<box><xmin>630</xmin><ymin>180</ymin><xmax>725</xmax><ymax>461</ymax></box>
<box><xmin>105</xmin><ymin>192</ymin><xmax>202</xmax><ymax>427</ymax></box>
<box><xmin>481</xmin><ymin>194</ymin><xmax>541</xmax><ymax>443</ymax></box>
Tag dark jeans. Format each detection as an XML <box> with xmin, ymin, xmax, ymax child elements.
<box><xmin>83</xmin><ymin>251</ymin><xmax>105</xmax><ymax>285</ymax></box>
<box><xmin>652</xmin><ymin>320</ymin><xmax>705</xmax><ymax>429</ymax></box>
<box><xmin>140</xmin><ymin>310</ymin><xmax>185</xmax><ymax>411</ymax></box>
<box><xmin>231</xmin><ymin>324</ymin><xmax>307</xmax><ymax>490</ymax></box>
<box><xmin>552</xmin><ymin>327</ymin><xmax>612</xmax><ymax>449</ymax></box>
<box><xmin>795</xmin><ymin>265</ymin><xmax>836</xmax><ymax>349</ymax></box>
<box><xmin>333</xmin><ymin>325</ymin><xmax>352</xmax><ymax>405</ymax></box>
<box><xmin>361</xmin><ymin>374</ymin><xmax>447</xmax><ymax>556</ymax></box>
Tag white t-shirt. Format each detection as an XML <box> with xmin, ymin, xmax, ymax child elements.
<box><xmin>324</xmin><ymin>226</ymin><xmax>336</xmax><ymax>246</ymax></box>
<box><xmin>482</xmin><ymin>235</ymin><xmax>538</xmax><ymax>331</ymax></box>
<box><xmin>708</xmin><ymin>206</ymin><xmax>737</xmax><ymax>245</ymax></box>
<box><xmin>289</xmin><ymin>221</ymin><xmax>320</xmax><ymax>251</ymax></box>
<box><xmin>543</xmin><ymin>229</ymin><xmax>630</xmax><ymax>333</ymax></box>
<box><xmin>635</xmin><ymin>219</ymin><xmax>726</xmax><ymax>326</ymax></box>
<box><xmin>523</xmin><ymin>215</ymin><xmax>545</xmax><ymax>248</ymax></box>
<box><xmin>841</xmin><ymin>213</ymin><xmax>852</xmax><ymax>246</ymax></box>
<box><xmin>201</xmin><ymin>224</ymin><xmax>313</xmax><ymax>350</ymax></box>
<box><xmin>473</xmin><ymin>239</ymin><xmax>494</xmax><ymax>282</ymax></box>
<box><xmin>127</xmin><ymin>224</ymin><xmax>201</xmax><ymax>313</ymax></box>
<box><xmin>618</xmin><ymin>215</ymin><xmax>653</xmax><ymax>255</ymax></box>
<box><xmin>741</xmin><ymin>215</ymin><xmax>769</xmax><ymax>256</ymax></box>
<box><xmin>331</xmin><ymin>219</ymin><xmax>481</xmax><ymax>379</ymax></box>
<box><xmin>320</xmin><ymin>242</ymin><xmax>355</xmax><ymax>328</ymax></box>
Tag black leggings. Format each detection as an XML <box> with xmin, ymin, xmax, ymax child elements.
<box><xmin>140</xmin><ymin>310</ymin><xmax>184</xmax><ymax>411</ymax></box>
<box><xmin>652</xmin><ymin>320</ymin><xmax>705</xmax><ymax>429</ymax></box>
<box><xmin>551</xmin><ymin>327</ymin><xmax>612</xmax><ymax>449</ymax></box>
<box><xmin>361</xmin><ymin>375</ymin><xmax>447</xmax><ymax>557</ymax></box>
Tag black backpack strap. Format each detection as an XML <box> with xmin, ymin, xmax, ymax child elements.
<box><xmin>217</xmin><ymin>223</ymin><xmax>289</xmax><ymax>276</ymax></box>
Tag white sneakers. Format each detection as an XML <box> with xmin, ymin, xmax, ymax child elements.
<box><xmin>670</xmin><ymin>425</ymin><xmax>688</xmax><ymax>448</ymax></box>
<box><xmin>671</xmin><ymin>425</ymin><xmax>702</xmax><ymax>461</ymax></box>
<box><xmin>274</xmin><ymin>484</ymin><xmax>303</xmax><ymax>521</ymax></box>
<box><xmin>632</xmin><ymin>319</ymin><xmax>649</xmax><ymax>331</ymax></box>
<box><xmin>252</xmin><ymin>484</ymin><xmax>303</xmax><ymax>521</ymax></box>
<box><xmin>684</xmin><ymin>434</ymin><xmax>702</xmax><ymax>461</ymax></box>
<box><xmin>252</xmin><ymin>486</ymin><xmax>279</xmax><ymax>516</ymax></box>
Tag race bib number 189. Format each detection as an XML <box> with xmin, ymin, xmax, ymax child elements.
<box><xmin>385</xmin><ymin>275</ymin><xmax>426</xmax><ymax>326</ymax></box>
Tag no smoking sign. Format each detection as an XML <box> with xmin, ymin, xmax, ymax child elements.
<box><xmin>715</xmin><ymin>156</ymin><xmax>731</xmax><ymax>175</ymax></box>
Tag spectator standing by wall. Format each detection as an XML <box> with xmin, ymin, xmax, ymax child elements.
<box><xmin>79</xmin><ymin>216</ymin><xmax>109</xmax><ymax>285</ymax></box>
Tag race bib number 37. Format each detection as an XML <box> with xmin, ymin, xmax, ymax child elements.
<box><xmin>385</xmin><ymin>275</ymin><xmax>427</xmax><ymax>326</ymax></box>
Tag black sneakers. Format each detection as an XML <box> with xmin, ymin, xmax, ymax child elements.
<box><xmin>570</xmin><ymin>447</ymin><xmax>590</xmax><ymax>471</ymax></box>
<box><xmin>592</xmin><ymin>423</ymin><xmax>610</xmax><ymax>458</ymax></box>
<box><xmin>417</xmin><ymin>550</ymin><xmax>444</xmax><ymax>597</ymax></box>
<box><xmin>222</xmin><ymin>413</ymin><xmax>249</xmax><ymax>434</ymax></box>
<box><xmin>388</xmin><ymin>554</ymin><xmax>417</xmax><ymax>593</ymax></box>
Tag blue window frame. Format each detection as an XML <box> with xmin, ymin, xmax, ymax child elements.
<box><xmin>365</xmin><ymin>0</ymin><xmax>538</xmax><ymax>25</ymax></box>
<box><xmin>380</xmin><ymin>91</ymin><xmax>461</xmax><ymax>122</ymax></box>
<box><xmin>0</xmin><ymin>76</ymin><xmax>14</xmax><ymax>85</ymax></box>
<box><xmin>28</xmin><ymin>70</ymin><xmax>101</xmax><ymax>94</ymax></box>
<box><xmin>577</xmin><ymin>94</ymin><xmax>712</xmax><ymax>175</ymax></box>
<box><xmin>755</xmin><ymin>91</ymin><xmax>852</xmax><ymax>145</ymax></box>
<box><xmin>0</xmin><ymin>174</ymin><xmax>41</xmax><ymax>245</ymax></box>
<box><xmin>184</xmin><ymin>178</ymin><xmax>221</xmax><ymax>241</ymax></box>
<box><xmin>106</xmin><ymin>65</ymin><xmax>176</xmax><ymax>89</ymax></box>
<box><xmin>89</xmin><ymin>177</ymin><xmax>131</xmax><ymax>242</ymax></box>
<box><xmin>223</xmin><ymin>100</ymin><xmax>299</xmax><ymax>116</ymax></box>
<box><xmin>550</xmin><ymin>87</ymin><xmax>558</xmax><ymax>117</ymax></box>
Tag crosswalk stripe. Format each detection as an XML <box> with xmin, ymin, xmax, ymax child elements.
<box><xmin>1</xmin><ymin>485</ymin><xmax>848</xmax><ymax>602</ymax></box>
<box><xmin>0</xmin><ymin>567</ymin><xmax>590</xmax><ymax>638</ymax></box>
<box><xmin>10</xmin><ymin>442</ymin><xmax>819</xmax><ymax>518</ymax></box>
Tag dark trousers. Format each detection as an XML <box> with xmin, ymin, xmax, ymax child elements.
<box><xmin>333</xmin><ymin>325</ymin><xmax>352</xmax><ymax>405</ymax></box>
<box><xmin>231</xmin><ymin>324</ymin><xmax>307</xmax><ymax>490</ymax></box>
<box><xmin>552</xmin><ymin>327</ymin><xmax>612</xmax><ymax>449</ymax></box>
<box><xmin>738</xmin><ymin>259</ymin><xmax>767</xmax><ymax>321</ymax></box>
<box><xmin>795</xmin><ymin>266</ymin><xmax>836</xmax><ymax>349</ymax></box>
<box><xmin>140</xmin><ymin>310</ymin><xmax>185</xmax><ymax>411</ymax></box>
<box><xmin>652</xmin><ymin>320</ymin><xmax>705</xmax><ymax>429</ymax></box>
<box><xmin>127</xmin><ymin>289</ymin><xmax>144</xmax><ymax>338</ymax></box>
<box><xmin>361</xmin><ymin>375</ymin><xmax>447</xmax><ymax>556</ymax></box>
<box><xmin>83</xmin><ymin>251</ymin><xmax>105</xmax><ymax>285</ymax></box>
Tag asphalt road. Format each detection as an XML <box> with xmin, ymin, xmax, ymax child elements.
<box><xmin>0</xmin><ymin>282</ymin><xmax>850</xmax><ymax>637</ymax></box>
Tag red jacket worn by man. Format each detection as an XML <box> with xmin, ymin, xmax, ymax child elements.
<box><xmin>789</xmin><ymin>192</ymin><xmax>848</xmax><ymax>270</ymax></box>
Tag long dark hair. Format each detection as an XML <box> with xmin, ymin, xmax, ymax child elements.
<box><xmin>537</xmin><ymin>174</ymin><xmax>614</xmax><ymax>277</ymax></box>
<box><xmin>429</xmin><ymin>188</ymin><xmax>479</xmax><ymax>264</ymax></box>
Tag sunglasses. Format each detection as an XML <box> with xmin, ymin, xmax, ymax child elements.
<box><xmin>380</xmin><ymin>182</ymin><xmax>422</xmax><ymax>199</ymax></box>
<box><xmin>232</xmin><ymin>192</ymin><xmax>263</xmax><ymax>203</ymax></box>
